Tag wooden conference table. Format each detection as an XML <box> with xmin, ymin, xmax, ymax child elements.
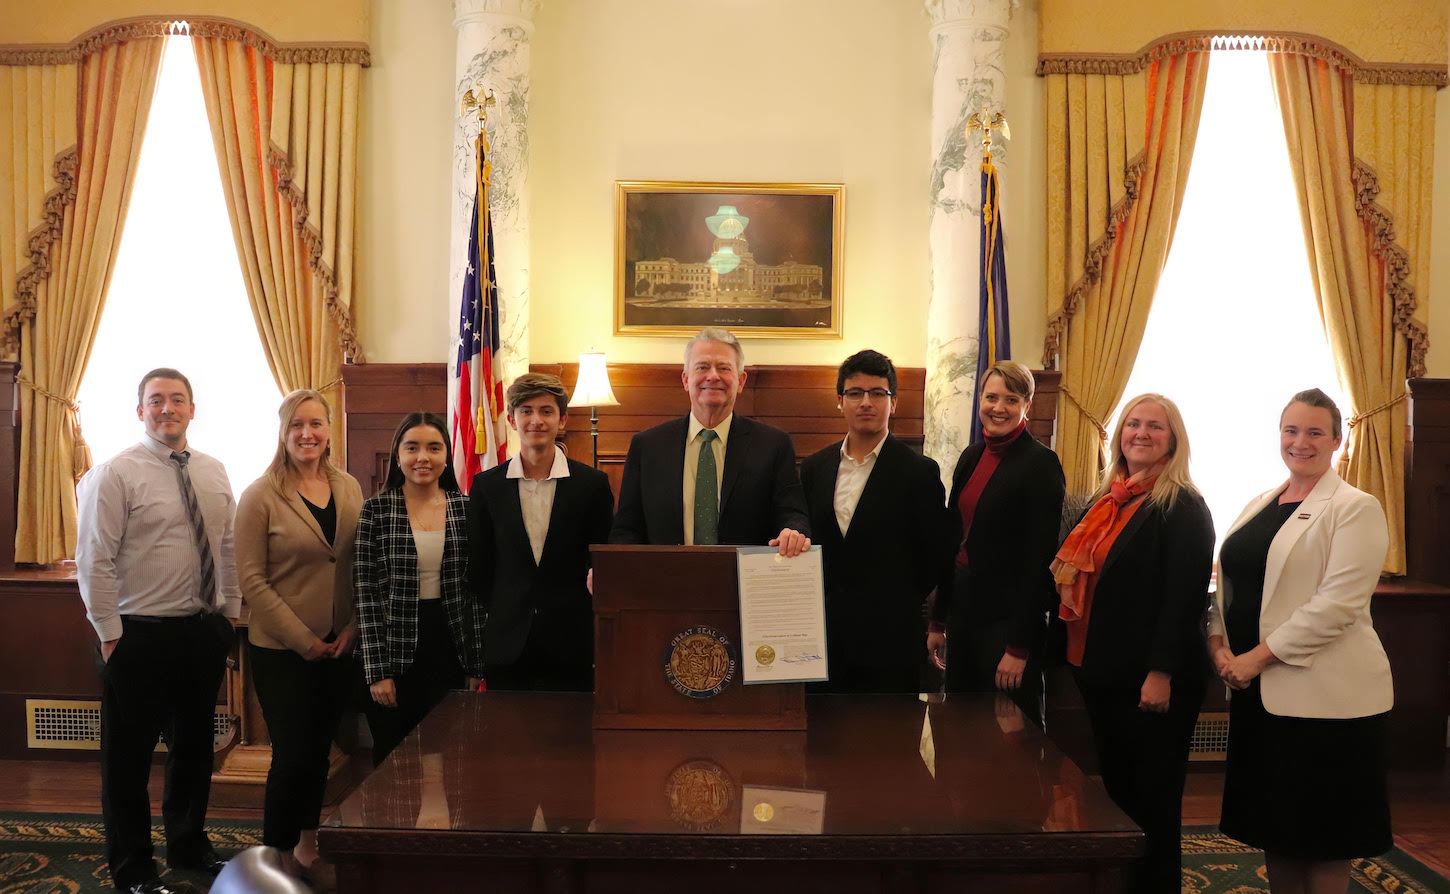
<box><xmin>320</xmin><ymin>692</ymin><xmax>1141</xmax><ymax>893</ymax></box>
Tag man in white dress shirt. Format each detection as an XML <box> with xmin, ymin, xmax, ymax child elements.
<box><xmin>798</xmin><ymin>350</ymin><xmax>944</xmax><ymax>692</ymax></box>
<box><xmin>75</xmin><ymin>368</ymin><xmax>240</xmax><ymax>894</ymax></box>
<box><xmin>468</xmin><ymin>374</ymin><xmax>614</xmax><ymax>691</ymax></box>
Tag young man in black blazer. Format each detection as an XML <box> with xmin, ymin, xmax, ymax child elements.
<box><xmin>610</xmin><ymin>327</ymin><xmax>810</xmax><ymax>554</ymax></box>
<box><xmin>469</xmin><ymin>374</ymin><xmax>615</xmax><ymax>691</ymax></box>
<box><xmin>799</xmin><ymin>350</ymin><xmax>945</xmax><ymax>693</ymax></box>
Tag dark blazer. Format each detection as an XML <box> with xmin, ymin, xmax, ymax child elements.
<box><xmin>468</xmin><ymin>457</ymin><xmax>615</xmax><ymax>671</ymax></box>
<box><xmin>353</xmin><ymin>489</ymin><xmax>484</xmax><ymax>684</ymax></box>
<box><xmin>1053</xmin><ymin>488</ymin><xmax>1215</xmax><ymax>682</ymax></box>
<box><xmin>800</xmin><ymin>435</ymin><xmax>944</xmax><ymax>680</ymax></box>
<box><xmin>609</xmin><ymin>414</ymin><xmax>810</xmax><ymax>545</ymax></box>
<box><xmin>932</xmin><ymin>433</ymin><xmax>1066</xmax><ymax>656</ymax></box>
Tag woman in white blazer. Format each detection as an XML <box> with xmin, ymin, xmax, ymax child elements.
<box><xmin>1208</xmin><ymin>388</ymin><xmax>1392</xmax><ymax>894</ymax></box>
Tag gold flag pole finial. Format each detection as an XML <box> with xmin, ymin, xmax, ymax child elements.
<box><xmin>460</xmin><ymin>83</ymin><xmax>496</xmax><ymax>125</ymax></box>
<box><xmin>965</xmin><ymin>105</ymin><xmax>1010</xmax><ymax>160</ymax></box>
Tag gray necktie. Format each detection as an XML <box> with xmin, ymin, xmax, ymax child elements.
<box><xmin>694</xmin><ymin>429</ymin><xmax>719</xmax><ymax>545</ymax></box>
<box><xmin>170</xmin><ymin>451</ymin><xmax>218</xmax><ymax>609</ymax></box>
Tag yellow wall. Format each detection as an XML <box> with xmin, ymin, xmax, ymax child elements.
<box><xmin>528</xmin><ymin>0</ymin><xmax>932</xmax><ymax>367</ymax></box>
<box><xmin>0</xmin><ymin>0</ymin><xmax>369</xmax><ymax>45</ymax></box>
<box><xmin>354</xmin><ymin>0</ymin><xmax>456</xmax><ymax>363</ymax></box>
<box><xmin>360</xmin><ymin>0</ymin><xmax>1044</xmax><ymax>368</ymax></box>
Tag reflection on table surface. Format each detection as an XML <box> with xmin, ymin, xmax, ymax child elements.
<box><xmin>330</xmin><ymin>691</ymin><xmax>1135</xmax><ymax>838</ymax></box>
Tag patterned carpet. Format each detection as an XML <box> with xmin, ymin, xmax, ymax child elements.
<box><xmin>0</xmin><ymin>813</ymin><xmax>260</xmax><ymax>892</ymax></box>
<box><xmin>0</xmin><ymin>814</ymin><xmax>1446</xmax><ymax>892</ymax></box>
<box><xmin>1181</xmin><ymin>829</ymin><xmax>1450</xmax><ymax>893</ymax></box>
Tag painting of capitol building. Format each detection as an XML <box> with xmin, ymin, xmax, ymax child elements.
<box><xmin>616</xmin><ymin>183</ymin><xmax>843</xmax><ymax>337</ymax></box>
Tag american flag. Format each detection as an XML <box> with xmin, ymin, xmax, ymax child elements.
<box><xmin>450</xmin><ymin>131</ymin><xmax>507</xmax><ymax>492</ymax></box>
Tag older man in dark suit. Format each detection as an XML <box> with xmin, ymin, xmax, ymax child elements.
<box><xmin>470</xmin><ymin>373</ymin><xmax>615</xmax><ymax>691</ymax></box>
<box><xmin>799</xmin><ymin>350</ymin><xmax>944</xmax><ymax>693</ymax></box>
<box><xmin>610</xmin><ymin>327</ymin><xmax>810</xmax><ymax>554</ymax></box>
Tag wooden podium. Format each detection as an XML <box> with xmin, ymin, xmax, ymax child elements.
<box><xmin>590</xmin><ymin>545</ymin><xmax>806</xmax><ymax>731</ymax></box>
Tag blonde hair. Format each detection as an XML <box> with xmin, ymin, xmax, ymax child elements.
<box><xmin>264</xmin><ymin>389</ymin><xmax>341</xmax><ymax>492</ymax></box>
<box><xmin>981</xmin><ymin>360</ymin><xmax>1035</xmax><ymax>402</ymax></box>
<box><xmin>1090</xmin><ymin>393</ymin><xmax>1197</xmax><ymax>509</ymax></box>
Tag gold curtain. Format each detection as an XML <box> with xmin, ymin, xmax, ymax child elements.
<box><xmin>1</xmin><ymin>65</ymin><xmax>78</xmax><ymax>356</ymax></box>
<box><xmin>192</xmin><ymin>34</ymin><xmax>362</xmax><ymax>452</ymax></box>
<box><xmin>1043</xmin><ymin>51</ymin><xmax>1211</xmax><ymax>493</ymax></box>
<box><xmin>5</xmin><ymin>39</ymin><xmax>163</xmax><ymax>563</ymax></box>
<box><xmin>1268</xmin><ymin>54</ymin><xmax>1434</xmax><ymax>574</ymax></box>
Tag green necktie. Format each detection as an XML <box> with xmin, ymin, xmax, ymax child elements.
<box><xmin>694</xmin><ymin>428</ymin><xmax>719</xmax><ymax>545</ymax></box>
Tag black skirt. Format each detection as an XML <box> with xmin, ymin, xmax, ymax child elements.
<box><xmin>1219</xmin><ymin>680</ymin><xmax>1391</xmax><ymax>859</ymax></box>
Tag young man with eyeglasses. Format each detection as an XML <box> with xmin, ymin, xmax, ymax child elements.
<box><xmin>799</xmin><ymin>350</ymin><xmax>945</xmax><ymax>693</ymax></box>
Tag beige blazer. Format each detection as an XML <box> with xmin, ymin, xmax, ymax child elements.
<box><xmin>236</xmin><ymin>470</ymin><xmax>364</xmax><ymax>653</ymax></box>
<box><xmin>1208</xmin><ymin>469</ymin><xmax>1391</xmax><ymax>719</ymax></box>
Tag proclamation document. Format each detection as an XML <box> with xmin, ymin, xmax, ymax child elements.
<box><xmin>735</xmin><ymin>546</ymin><xmax>828</xmax><ymax>684</ymax></box>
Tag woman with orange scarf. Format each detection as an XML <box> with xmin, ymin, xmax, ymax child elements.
<box><xmin>1051</xmin><ymin>393</ymin><xmax>1213</xmax><ymax>894</ymax></box>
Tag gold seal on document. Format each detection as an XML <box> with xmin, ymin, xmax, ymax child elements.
<box><xmin>752</xmin><ymin>802</ymin><xmax>775</xmax><ymax>823</ymax></box>
<box><xmin>755</xmin><ymin>644</ymin><xmax>776</xmax><ymax>665</ymax></box>
<box><xmin>665</xmin><ymin>760</ymin><xmax>735</xmax><ymax>831</ymax></box>
<box><xmin>663</xmin><ymin>626</ymin><xmax>737</xmax><ymax>699</ymax></box>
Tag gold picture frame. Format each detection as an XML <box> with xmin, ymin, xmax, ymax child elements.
<box><xmin>615</xmin><ymin>180</ymin><xmax>844</xmax><ymax>338</ymax></box>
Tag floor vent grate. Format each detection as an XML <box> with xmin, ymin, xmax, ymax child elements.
<box><xmin>26</xmin><ymin>699</ymin><xmax>233</xmax><ymax>751</ymax></box>
<box><xmin>1189</xmin><ymin>712</ymin><xmax>1229</xmax><ymax>761</ymax></box>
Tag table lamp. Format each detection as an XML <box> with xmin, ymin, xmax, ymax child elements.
<box><xmin>571</xmin><ymin>351</ymin><xmax>619</xmax><ymax>467</ymax></box>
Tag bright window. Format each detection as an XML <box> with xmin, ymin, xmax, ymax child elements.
<box><xmin>77</xmin><ymin>36</ymin><xmax>279</xmax><ymax>491</ymax></box>
<box><xmin>1110</xmin><ymin>50</ymin><xmax>1349</xmax><ymax>547</ymax></box>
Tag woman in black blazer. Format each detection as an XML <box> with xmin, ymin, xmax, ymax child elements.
<box><xmin>1051</xmin><ymin>393</ymin><xmax>1213</xmax><ymax>894</ymax></box>
<box><xmin>355</xmin><ymin>413</ymin><xmax>484</xmax><ymax>764</ymax></box>
<box><xmin>928</xmin><ymin>361</ymin><xmax>1065</xmax><ymax>721</ymax></box>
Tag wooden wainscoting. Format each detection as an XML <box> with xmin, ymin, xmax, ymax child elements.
<box><xmin>1408</xmin><ymin>378</ymin><xmax>1450</xmax><ymax>587</ymax></box>
<box><xmin>336</xmin><ymin>361</ymin><xmax>1061</xmax><ymax>499</ymax></box>
<box><xmin>340</xmin><ymin>364</ymin><xmax>448</xmax><ymax>496</ymax></box>
<box><xmin>533</xmin><ymin>363</ymin><xmax>931</xmax><ymax>498</ymax></box>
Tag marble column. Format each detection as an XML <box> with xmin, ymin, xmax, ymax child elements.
<box><xmin>923</xmin><ymin>0</ymin><xmax>1014</xmax><ymax>476</ymax></box>
<box><xmin>449</xmin><ymin>0</ymin><xmax>538</xmax><ymax>394</ymax></box>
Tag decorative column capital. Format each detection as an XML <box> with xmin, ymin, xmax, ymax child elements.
<box><xmin>453</xmin><ymin>0</ymin><xmax>541</xmax><ymax>35</ymax></box>
<box><xmin>924</xmin><ymin>0</ymin><xmax>1015</xmax><ymax>39</ymax></box>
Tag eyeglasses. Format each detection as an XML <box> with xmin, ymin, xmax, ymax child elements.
<box><xmin>840</xmin><ymin>388</ymin><xmax>895</xmax><ymax>402</ymax></box>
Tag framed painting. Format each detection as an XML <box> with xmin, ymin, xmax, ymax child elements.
<box><xmin>615</xmin><ymin>181</ymin><xmax>844</xmax><ymax>338</ymax></box>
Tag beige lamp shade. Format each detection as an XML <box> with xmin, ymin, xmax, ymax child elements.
<box><xmin>572</xmin><ymin>352</ymin><xmax>620</xmax><ymax>407</ymax></box>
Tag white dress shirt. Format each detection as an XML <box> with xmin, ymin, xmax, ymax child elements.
<box><xmin>75</xmin><ymin>436</ymin><xmax>241</xmax><ymax>642</ymax></box>
<box><xmin>506</xmin><ymin>445</ymin><xmax>571</xmax><ymax>564</ymax></box>
<box><xmin>833</xmin><ymin>431</ymin><xmax>888</xmax><ymax>535</ymax></box>
<box><xmin>683</xmin><ymin>413</ymin><xmax>731</xmax><ymax>546</ymax></box>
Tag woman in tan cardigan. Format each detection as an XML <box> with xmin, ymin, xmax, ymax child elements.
<box><xmin>236</xmin><ymin>389</ymin><xmax>363</xmax><ymax>882</ymax></box>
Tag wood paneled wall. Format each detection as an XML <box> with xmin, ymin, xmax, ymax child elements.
<box><xmin>340</xmin><ymin>364</ymin><xmax>448</xmax><ymax>496</ymax></box>
<box><xmin>339</xmin><ymin>361</ymin><xmax>1061</xmax><ymax>498</ymax></box>
<box><xmin>1407</xmin><ymin>378</ymin><xmax>1450</xmax><ymax>586</ymax></box>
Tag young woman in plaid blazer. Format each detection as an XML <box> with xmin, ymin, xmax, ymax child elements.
<box><xmin>354</xmin><ymin>413</ymin><xmax>485</xmax><ymax>764</ymax></box>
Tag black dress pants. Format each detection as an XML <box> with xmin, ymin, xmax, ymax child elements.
<box><xmin>945</xmin><ymin>621</ymin><xmax>1044</xmax><ymax>725</ymax></box>
<box><xmin>364</xmin><ymin>601</ymin><xmax>464</xmax><ymax>765</ymax></box>
<box><xmin>100</xmin><ymin>612</ymin><xmax>233</xmax><ymax>890</ymax></box>
<box><xmin>484</xmin><ymin>616</ymin><xmax>591</xmax><ymax>693</ymax></box>
<box><xmin>250</xmin><ymin>641</ymin><xmax>351</xmax><ymax>849</ymax></box>
<box><xmin>1073</xmin><ymin>668</ymin><xmax>1203</xmax><ymax>894</ymax></box>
